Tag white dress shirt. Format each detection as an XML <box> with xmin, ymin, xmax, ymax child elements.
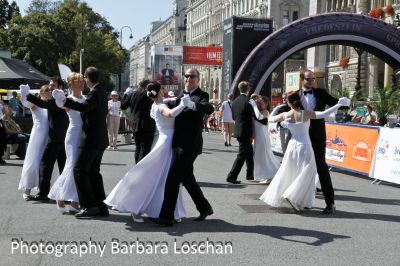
<box><xmin>300</xmin><ymin>88</ymin><xmax>316</xmax><ymax>111</ymax></box>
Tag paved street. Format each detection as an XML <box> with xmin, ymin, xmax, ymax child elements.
<box><xmin>1</xmin><ymin>132</ymin><xmax>399</xmax><ymax>265</ymax></box>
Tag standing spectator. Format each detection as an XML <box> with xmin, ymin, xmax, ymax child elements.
<box><xmin>9</xmin><ymin>91</ymin><xmax>22</xmax><ymax>117</ymax></box>
<box><xmin>275</xmin><ymin>92</ymin><xmax>292</xmax><ymax>153</ymax></box>
<box><xmin>220</xmin><ymin>93</ymin><xmax>234</xmax><ymax>146</ymax></box>
<box><xmin>2</xmin><ymin>105</ymin><xmax>30</xmax><ymax>159</ymax></box>
<box><xmin>107</xmin><ymin>91</ymin><xmax>121</xmax><ymax>150</ymax></box>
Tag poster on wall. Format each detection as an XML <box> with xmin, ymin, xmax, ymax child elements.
<box><xmin>151</xmin><ymin>45</ymin><xmax>183</xmax><ymax>96</ymax></box>
<box><xmin>370</xmin><ymin>128</ymin><xmax>400</xmax><ymax>184</ymax></box>
<box><xmin>183</xmin><ymin>46</ymin><xmax>222</xmax><ymax>66</ymax></box>
<box><xmin>325</xmin><ymin>123</ymin><xmax>379</xmax><ymax>175</ymax></box>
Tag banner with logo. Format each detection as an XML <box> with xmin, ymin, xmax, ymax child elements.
<box><xmin>151</xmin><ymin>45</ymin><xmax>183</xmax><ymax>95</ymax></box>
<box><xmin>183</xmin><ymin>46</ymin><xmax>222</xmax><ymax>66</ymax></box>
<box><xmin>325</xmin><ymin>123</ymin><xmax>379</xmax><ymax>175</ymax></box>
<box><xmin>370</xmin><ymin>128</ymin><xmax>400</xmax><ymax>184</ymax></box>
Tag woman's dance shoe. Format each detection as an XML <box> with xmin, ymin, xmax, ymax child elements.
<box><xmin>56</xmin><ymin>205</ymin><xmax>68</xmax><ymax>214</ymax></box>
<box><xmin>69</xmin><ymin>206</ymin><xmax>80</xmax><ymax>214</ymax></box>
<box><xmin>131</xmin><ymin>214</ymin><xmax>144</xmax><ymax>223</ymax></box>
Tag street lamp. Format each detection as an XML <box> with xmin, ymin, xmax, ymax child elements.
<box><xmin>119</xmin><ymin>26</ymin><xmax>133</xmax><ymax>91</ymax></box>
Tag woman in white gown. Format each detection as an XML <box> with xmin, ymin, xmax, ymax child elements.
<box><xmin>104</xmin><ymin>82</ymin><xmax>187</xmax><ymax>222</ymax></box>
<box><xmin>251</xmin><ymin>95</ymin><xmax>280</xmax><ymax>183</ymax></box>
<box><xmin>260</xmin><ymin>91</ymin><xmax>349</xmax><ymax>211</ymax></box>
<box><xmin>19</xmin><ymin>85</ymin><xmax>52</xmax><ymax>199</ymax></box>
<box><xmin>48</xmin><ymin>73</ymin><xmax>85</xmax><ymax>214</ymax></box>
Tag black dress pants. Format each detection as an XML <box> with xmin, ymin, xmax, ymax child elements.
<box><xmin>38</xmin><ymin>142</ymin><xmax>66</xmax><ymax>196</ymax></box>
<box><xmin>227</xmin><ymin>137</ymin><xmax>254</xmax><ymax>181</ymax></box>
<box><xmin>159</xmin><ymin>148</ymin><xmax>212</xmax><ymax>221</ymax></box>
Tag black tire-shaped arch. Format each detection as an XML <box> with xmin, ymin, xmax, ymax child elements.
<box><xmin>230</xmin><ymin>13</ymin><xmax>400</xmax><ymax>94</ymax></box>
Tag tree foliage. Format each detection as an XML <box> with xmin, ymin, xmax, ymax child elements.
<box><xmin>4</xmin><ymin>0</ymin><xmax>125</xmax><ymax>86</ymax></box>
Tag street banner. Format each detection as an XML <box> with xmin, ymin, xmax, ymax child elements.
<box><xmin>151</xmin><ymin>45</ymin><xmax>183</xmax><ymax>95</ymax></box>
<box><xmin>325</xmin><ymin>123</ymin><xmax>379</xmax><ymax>175</ymax></box>
<box><xmin>183</xmin><ymin>46</ymin><xmax>222</xmax><ymax>66</ymax></box>
<box><xmin>370</xmin><ymin>128</ymin><xmax>400</xmax><ymax>184</ymax></box>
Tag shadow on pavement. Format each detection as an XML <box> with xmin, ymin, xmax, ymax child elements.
<box><xmin>299</xmin><ymin>209</ymin><xmax>400</xmax><ymax>223</ymax></box>
<box><xmin>121</xmin><ymin>218</ymin><xmax>350</xmax><ymax>246</ymax></box>
<box><xmin>1</xmin><ymin>162</ymin><xmax>23</xmax><ymax>167</ymax></box>
<box><xmin>335</xmin><ymin>194</ymin><xmax>400</xmax><ymax>206</ymax></box>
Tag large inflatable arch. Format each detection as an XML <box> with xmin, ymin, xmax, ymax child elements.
<box><xmin>230</xmin><ymin>13</ymin><xmax>400</xmax><ymax>94</ymax></box>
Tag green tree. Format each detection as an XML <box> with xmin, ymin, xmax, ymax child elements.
<box><xmin>5</xmin><ymin>0</ymin><xmax>124</xmax><ymax>84</ymax></box>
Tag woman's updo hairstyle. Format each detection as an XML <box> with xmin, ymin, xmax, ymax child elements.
<box><xmin>146</xmin><ymin>82</ymin><xmax>161</xmax><ymax>98</ymax></box>
<box><xmin>287</xmin><ymin>90</ymin><xmax>302</xmax><ymax>109</ymax></box>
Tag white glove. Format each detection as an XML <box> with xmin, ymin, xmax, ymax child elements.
<box><xmin>338</xmin><ymin>97</ymin><xmax>351</xmax><ymax>107</ymax></box>
<box><xmin>52</xmin><ymin>89</ymin><xmax>66</xmax><ymax>108</ymax></box>
<box><xmin>181</xmin><ymin>95</ymin><xmax>195</xmax><ymax>110</ymax></box>
<box><xmin>124</xmin><ymin>87</ymin><xmax>133</xmax><ymax>95</ymax></box>
<box><xmin>19</xmin><ymin>84</ymin><xmax>30</xmax><ymax>100</ymax></box>
<box><xmin>280</xmin><ymin>117</ymin><xmax>292</xmax><ymax>128</ymax></box>
<box><xmin>170</xmin><ymin>101</ymin><xmax>185</xmax><ymax>117</ymax></box>
<box><xmin>249</xmin><ymin>99</ymin><xmax>263</xmax><ymax>120</ymax></box>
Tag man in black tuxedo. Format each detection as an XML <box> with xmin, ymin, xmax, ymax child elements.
<box><xmin>161</xmin><ymin>63</ymin><xmax>175</xmax><ymax>85</ymax></box>
<box><xmin>226</xmin><ymin>81</ymin><xmax>256</xmax><ymax>184</ymax></box>
<box><xmin>121</xmin><ymin>79</ymin><xmax>155</xmax><ymax>163</ymax></box>
<box><xmin>53</xmin><ymin>67</ymin><xmax>109</xmax><ymax>218</ymax></box>
<box><xmin>21</xmin><ymin>77</ymin><xmax>69</xmax><ymax>201</ymax></box>
<box><xmin>152</xmin><ymin>68</ymin><xmax>214</xmax><ymax>226</ymax></box>
<box><xmin>300</xmin><ymin>70</ymin><xmax>338</xmax><ymax>214</ymax></box>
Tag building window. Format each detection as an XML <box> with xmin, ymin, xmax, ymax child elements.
<box><xmin>282</xmin><ymin>3</ymin><xmax>300</xmax><ymax>26</ymax></box>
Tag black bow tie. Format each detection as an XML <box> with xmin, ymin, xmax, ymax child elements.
<box><xmin>303</xmin><ymin>90</ymin><xmax>313</xmax><ymax>95</ymax></box>
<box><xmin>183</xmin><ymin>91</ymin><xmax>190</xmax><ymax>95</ymax></box>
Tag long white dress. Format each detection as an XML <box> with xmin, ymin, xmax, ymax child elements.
<box><xmin>253</xmin><ymin>119</ymin><xmax>280</xmax><ymax>181</ymax></box>
<box><xmin>260</xmin><ymin>112</ymin><xmax>317</xmax><ymax>210</ymax></box>
<box><xmin>48</xmin><ymin>96</ymin><xmax>85</xmax><ymax>202</ymax></box>
<box><xmin>18</xmin><ymin>107</ymin><xmax>49</xmax><ymax>190</ymax></box>
<box><xmin>104</xmin><ymin>103</ymin><xmax>186</xmax><ymax>219</ymax></box>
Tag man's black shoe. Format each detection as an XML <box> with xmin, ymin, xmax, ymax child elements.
<box><xmin>246</xmin><ymin>176</ymin><xmax>254</xmax><ymax>181</ymax></box>
<box><xmin>75</xmin><ymin>207</ymin><xmax>100</xmax><ymax>219</ymax></box>
<box><xmin>27</xmin><ymin>194</ymin><xmax>50</xmax><ymax>202</ymax></box>
<box><xmin>97</xmin><ymin>207</ymin><xmax>110</xmax><ymax>217</ymax></box>
<box><xmin>226</xmin><ymin>179</ymin><xmax>241</xmax><ymax>184</ymax></box>
<box><xmin>322</xmin><ymin>204</ymin><xmax>336</xmax><ymax>215</ymax></box>
<box><xmin>148</xmin><ymin>217</ymin><xmax>174</xmax><ymax>227</ymax></box>
<box><xmin>194</xmin><ymin>208</ymin><xmax>213</xmax><ymax>221</ymax></box>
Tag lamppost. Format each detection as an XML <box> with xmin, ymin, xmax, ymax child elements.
<box><xmin>119</xmin><ymin>26</ymin><xmax>133</xmax><ymax>91</ymax></box>
<box><xmin>354</xmin><ymin>47</ymin><xmax>364</xmax><ymax>93</ymax></box>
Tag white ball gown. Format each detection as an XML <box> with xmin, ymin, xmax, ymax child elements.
<box><xmin>260</xmin><ymin>113</ymin><xmax>317</xmax><ymax>210</ymax></box>
<box><xmin>253</xmin><ymin>119</ymin><xmax>280</xmax><ymax>181</ymax></box>
<box><xmin>18</xmin><ymin>107</ymin><xmax>49</xmax><ymax>190</ymax></box>
<box><xmin>48</xmin><ymin>96</ymin><xmax>85</xmax><ymax>202</ymax></box>
<box><xmin>104</xmin><ymin>103</ymin><xmax>186</xmax><ymax>219</ymax></box>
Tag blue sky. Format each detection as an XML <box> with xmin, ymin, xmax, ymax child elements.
<box><xmin>13</xmin><ymin>0</ymin><xmax>173</xmax><ymax>48</ymax></box>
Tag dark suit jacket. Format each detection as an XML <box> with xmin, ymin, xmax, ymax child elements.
<box><xmin>120</xmin><ymin>87</ymin><xmax>155</xmax><ymax>133</ymax></box>
<box><xmin>300</xmin><ymin>88</ymin><xmax>338</xmax><ymax>143</ymax></box>
<box><xmin>231</xmin><ymin>94</ymin><xmax>254</xmax><ymax>139</ymax></box>
<box><xmin>26</xmin><ymin>95</ymin><xmax>69</xmax><ymax>143</ymax></box>
<box><xmin>64</xmin><ymin>84</ymin><xmax>108</xmax><ymax>149</ymax></box>
<box><xmin>172</xmin><ymin>88</ymin><xmax>214</xmax><ymax>155</ymax></box>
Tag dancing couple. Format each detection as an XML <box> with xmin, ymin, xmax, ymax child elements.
<box><xmin>105</xmin><ymin>68</ymin><xmax>214</xmax><ymax>226</ymax></box>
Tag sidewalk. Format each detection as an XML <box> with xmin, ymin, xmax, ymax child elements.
<box><xmin>1</xmin><ymin>132</ymin><xmax>399</xmax><ymax>265</ymax></box>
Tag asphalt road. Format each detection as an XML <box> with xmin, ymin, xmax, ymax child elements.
<box><xmin>1</xmin><ymin>132</ymin><xmax>399</xmax><ymax>265</ymax></box>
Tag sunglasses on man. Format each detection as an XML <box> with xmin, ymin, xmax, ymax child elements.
<box><xmin>184</xmin><ymin>74</ymin><xmax>198</xmax><ymax>79</ymax></box>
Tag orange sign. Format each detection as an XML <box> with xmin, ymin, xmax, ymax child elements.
<box><xmin>183</xmin><ymin>46</ymin><xmax>222</xmax><ymax>66</ymax></box>
<box><xmin>325</xmin><ymin>123</ymin><xmax>379</xmax><ymax>175</ymax></box>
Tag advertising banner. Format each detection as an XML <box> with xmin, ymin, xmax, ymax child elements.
<box><xmin>183</xmin><ymin>46</ymin><xmax>222</xmax><ymax>66</ymax></box>
<box><xmin>370</xmin><ymin>128</ymin><xmax>400</xmax><ymax>184</ymax></box>
<box><xmin>151</xmin><ymin>45</ymin><xmax>183</xmax><ymax>95</ymax></box>
<box><xmin>325</xmin><ymin>123</ymin><xmax>379</xmax><ymax>175</ymax></box>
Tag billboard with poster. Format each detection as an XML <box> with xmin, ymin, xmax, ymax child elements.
<box><xmin>151</xmin><ymin>45</ymin><xmax>183</xmax><ymax>96</ymax></box>
<box><xmin>183</xmin><ymin>46</ymin><xmax>222</xmax><ymax>66</ymax></box>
